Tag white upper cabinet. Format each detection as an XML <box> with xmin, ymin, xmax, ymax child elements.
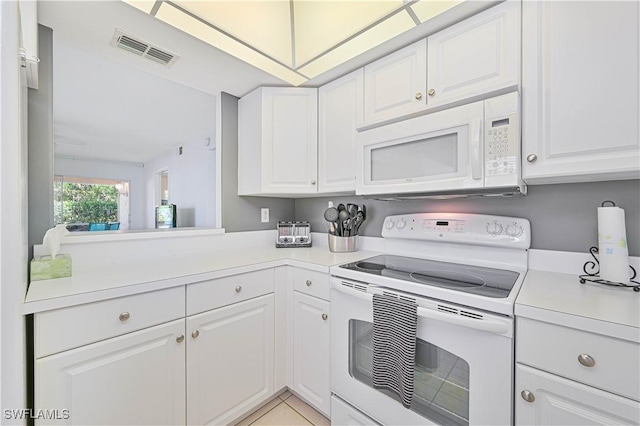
<box><xmin>363</xmin><ymin>39</ymin><xmax>427</xmax><ymax>126</ymax></box>
<box><xmin>426</xmin><ymin>0</ymin><xmax>520</xmax><ymax>107</ymax></box>
<box><xmin>318</xmin><ymin>69</ymin><xmax>364</xmax><ymax>193</ymax></box>
<box><xmin>239</xmin><ymin>87</ymin><xmax>318</xmax><ymax>196</ymax></box>
<box><xmin>522</xmin><ymin>1</ymin><xmax>640</xmax><ymax>183</ymax></box>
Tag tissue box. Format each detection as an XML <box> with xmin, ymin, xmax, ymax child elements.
<box><xmin>30</xmin><ymin>254</ymin><xmax>72</xmax><ymax>281</ymax></box>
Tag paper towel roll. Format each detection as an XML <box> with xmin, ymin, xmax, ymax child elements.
<box><xmin>597</xmin><ymin>205</ymin><xmax>630</xmax><ymax>283</ymax></box>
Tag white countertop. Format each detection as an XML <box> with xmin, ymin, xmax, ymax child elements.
<box><xmin>24</xmin><ymin>245</ymin><xmax>379</xmax><ymax>314</ymax></box>
<box><xmin>25</xmin><ymin>229</ymin><xmax>640</xmax><ymax>342</ymax></box>
<box><xmin>515</xmin><ymin>269</ymin><xmax>640</xmax><ymax>341</ymax></box>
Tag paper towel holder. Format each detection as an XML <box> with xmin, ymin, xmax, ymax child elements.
<box><xmin>579</xmin><ymin>246</ymin><xmax>639</xmax><ymax>292</ymax></box>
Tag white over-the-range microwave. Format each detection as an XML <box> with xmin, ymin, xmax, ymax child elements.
<box><xmin>356</xmin><ymin>91</ymin><xmax>525</xmax><ymax>198</ymax></box>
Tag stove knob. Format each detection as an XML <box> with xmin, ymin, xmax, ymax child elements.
<box><xmin>505</xmin><ymin>223</ymin><xmax>524</xmax><ymax>237</ymax></box>
<box><xmin>385</xmin><ymin>219</ymin><xmax>395</xmax><ymax>230</ymax></box>
<box><xmin>485</xmin><ymin>220</ymin><xmax>503</xmax><ymax>236</ymax></box>
<box><xmin>396</xmin><ymin>219</ymin><xmax>407</xmax><ymax>230</ymax></box>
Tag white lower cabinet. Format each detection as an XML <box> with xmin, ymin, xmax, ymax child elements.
<box><xmin>516</xmin><ymin>364</ymin><xmax>640</xmax><ymax>425</ymax></box>
<box><xmin>292</xmin><ymin>291</ymin><xmax>331</xmax><ymax>416</ymax></box>
<box><xmin>186</xmin><ymin>294</ymin><xmax>275</xmax><ymax>425</ymax></box>
<box><xmin>35</xmin><ymin>319</ymin><xmax>186</xmax><ymax>425</ymax></box>
<box><xmin>515</xmin><ymin>317</ymin><xmax>640</xmax><ymax>425</ymax></box>
<box><xmin>34</xmin><ymin>266</ymin><xmax>333</xmax><ymax>425</ymax></box>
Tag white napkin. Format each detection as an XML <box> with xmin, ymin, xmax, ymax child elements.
<box><xmin>42</xmin><ymin>224</ymin><xmax>70</xmax><ymax>259</ymax></box>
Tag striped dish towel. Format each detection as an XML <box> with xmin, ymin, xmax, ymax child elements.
<box><xmin>372</xmin><ymin>293</ymin><xmax>418</xmax><ymax>409</ymax></box>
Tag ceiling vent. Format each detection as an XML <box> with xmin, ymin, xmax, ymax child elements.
<box><xmin>110</xmin><ymin>29</ymin><xmax>179</xmax><ymax>67</ymax></box>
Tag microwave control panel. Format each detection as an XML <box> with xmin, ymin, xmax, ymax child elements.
<box><xmin>486</xmin><ymin>112</ymin><xmax>518</xmax><ymax>177</ymax></box>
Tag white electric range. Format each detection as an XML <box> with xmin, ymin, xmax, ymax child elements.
<box><xmin>329</xmin><ymin>213</ymin><xmax>530</xmax><ymax>426</ymax></box>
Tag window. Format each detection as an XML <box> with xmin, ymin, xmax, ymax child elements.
<box><xmin>53</xmin><ymin>176</ymin><xmax>130</xmax><ymax>231</ymax></box>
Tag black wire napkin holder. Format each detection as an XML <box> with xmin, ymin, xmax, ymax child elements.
<box><xmin>579</xmin><ymin>247</ymin><xmax>640</xmax><ymax>292</ymax></box>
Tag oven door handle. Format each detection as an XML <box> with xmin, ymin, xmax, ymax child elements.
<box><xmin>332</xmin><ymin>282</ymin><xmax>374</xmax><ymax>301</ymax></box>
<box><xmin>417</xmin><ymin>306</ymin><xmax>510</xmax><ymax>336</ymax></box>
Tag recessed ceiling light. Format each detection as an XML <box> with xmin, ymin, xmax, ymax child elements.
<box><xmin>121</xmin><ymin>0</ymin><xmax>463</xmax><ymax>85</ymax></box>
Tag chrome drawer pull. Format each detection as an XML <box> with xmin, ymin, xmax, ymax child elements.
<box><xmin>235</xmin><ymin>286</ymin><xmax>242</xmax><ymax>293</ymax></box>
<box><xmin>322</xmin><ymin>313</ymin><xmax>328</xmax><ymax>321</ymax></box>
<box><xmin>578</xmin><ymin>353</ymin><xmax>596</xmax><ymax>367</ymax></box>
<box><xmin>119</xmin><ymin>312</ymin><xmax>130</xmax><ymax>322</ymax></box>
<box><xmin>306</xmin><ymin>280</ymin><xmax>312</xmax><ymax>287</ymax></box>
<box><xmin>192</xmin><ymin>330</ymin><xmax>200</xmax><ymax>339</ymax></box>
<box><xmin>521</xmin><ymin>390</ymin><xmax>535</xmax><ymax>403</ymax></box>
<box><xmin>176</xmin><ymin>335</ymin><xmax>185</xmax><ymax>344</ymax></box>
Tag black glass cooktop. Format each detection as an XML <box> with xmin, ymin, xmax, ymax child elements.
<box><xmin>339</xmin><ymin>255</ymin><xmax>520</xmax><ymax>298</ymax></box>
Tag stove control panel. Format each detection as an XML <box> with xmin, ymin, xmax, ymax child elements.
<box><xmin>382</xmin><ymin>213</ymin><xmax>531</xmax><ymax>249</ymax></box>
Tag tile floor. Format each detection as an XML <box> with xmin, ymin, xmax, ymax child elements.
<box><xmin>235</xmin><ymin>390</ymin><xmax>330</xmax><ymax>426</ymax></box>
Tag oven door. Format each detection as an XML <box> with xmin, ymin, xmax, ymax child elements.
<box><xmin>331</xmin><ymin>279</ymin><xmax>513</xmax><ymax>426</ymax></box>
<box><xmin>356</xmin><ymin>101</ymin><xmax>484</xmax><ymax>196</ymax></box>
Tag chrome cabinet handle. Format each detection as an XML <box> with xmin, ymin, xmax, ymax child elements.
<box><xmin>521</xmin><ymin>390</ymin><xmax>535</xmax><ymax>403</ymax></box>
<box><xmin>306</xmin><ymin>280</ymin><xmax>312</xmax><ymax>287</ymax></box>
<box><xmin>415</xmin><ymin>92</ymin><xmax>422</xmax><ymax>100</ymax></box>
<box><xmin>191</xmin><ymin>330</ymin><xmax>200</xmax><ymax>339</ymax></box>
<box><xmin>119</xmin><ymin>312</ymin><xmax>130</xmax><ymax>322</ymax></box>
<box><xmin>311</xmin><ymin>180</ymin><xmax>316</xmax><ymax>185</ymax></box>
<box><xmin>428</xmin><ymin>89</ymin><xmax>435</xmax><ymax>97</ymax></box>
<box><xmin>322</xmin><ymin>313</ymin><xmax>328</xmax><ymax>321</ymax></box>
<box><xmin>235</xmin><ymin>286</ymin><xmax>242</xmax><ymax>293</ymax></box>
<box><xmin>578</xmin><ymin>354</ymin><xmax>596</xmax><ymax>367</ymax></box>
<box><xmin>526</xmin><ymin>154</ymin><xmax>538</xmax><ymax>163</ymax></box>
<box><xmin>176</xmin><ymin>335</ymin><xmax>185</xmax><ymax>343</ymax></box>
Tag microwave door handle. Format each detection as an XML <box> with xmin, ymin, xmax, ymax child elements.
<box><xmin>416</xmin><ymin>306</ymin><xmax>510</xmax><ymax>336</ymax></box>
<box><xmin>470</xmin><ymin>119</ymin><xmax>483</xmax><ymax>180</ymax></box>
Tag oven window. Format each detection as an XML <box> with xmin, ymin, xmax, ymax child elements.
<box><xmin>370</xmin><ymin>133</ymin><xmax>458</xmax><ymax>182</ymax></box>
<box><xmin>349</xmin><ymin>319</ymin><xmax>470</xmax><ymax>426</ymax></box>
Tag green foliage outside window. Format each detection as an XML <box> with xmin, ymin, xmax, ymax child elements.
<box><xmin>54</xmin><ymin>182</ymin><xmax>118</xmax><ymax>224</ymax></box>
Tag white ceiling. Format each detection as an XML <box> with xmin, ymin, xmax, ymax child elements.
<box><xmin>38</xmin><ymin>0</ymin><xmax>496</xmax><ymax>165</ymax></box>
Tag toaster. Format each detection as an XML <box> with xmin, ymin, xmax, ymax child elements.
<box><xmin>276</xmin><ymin>221</ymin><xmax>311</xmax><ymax>248</ymax></box>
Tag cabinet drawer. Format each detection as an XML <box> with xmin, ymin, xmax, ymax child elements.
<box><xmin>187</xmin><ymin>268</ymin><xmax>274</xmax><ymax>315</ymax></box>
<box><xmin>293</xmin><ymin>267</ymin><xmax>330</xmax><ymax>301</ymax></box>
<box><xmin>517</xmin><ymin>317</ymin><xmax>640</xmax><ymax>401</ymax></box>
<box><xmin>35</xmin><ymin>286</ymin><xmax>185</xmax><ymax>358</ymax></box>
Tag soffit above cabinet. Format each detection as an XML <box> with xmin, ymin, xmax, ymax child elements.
<box><xmin>122</xmin><ymin>0</ymin><xmax>489</xmax><ymax>86</ymax></box>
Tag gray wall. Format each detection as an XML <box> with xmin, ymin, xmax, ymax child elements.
<box><xmin>295</xmin><ymin>180</ymin><xmax>640</xmax><ymax>256</ymax></box>
<box><xmin>28</xmin><ymin>25</ymin><xmax>54</xmax><ymax>251</ymax></box>
<box><xmin>221</xmin><ymin>92</ymin><xmax>295</xmax><ymax>231</ymax></box>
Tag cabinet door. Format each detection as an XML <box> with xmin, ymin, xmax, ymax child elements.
<box><xmin>35</xmin><ymin>319</ymin><xmax>186</xmax><ymax>425</ymax></box>
<box><xmin>427</xmin><ymin>0</ymin><xmax>520</xmax><ymax>107</ymax></box>
<box><xmin>363</xmin><ymin>39</ymin><xmax>427</xmax><ymax>125</ymax></box>
<box><xmin>263</xmin><ymin>87</ymin><xmax>318</xmax><ymax>194</ymax></box>
<box><xmin>187</xmin><ymin>294</ymin><xmax>274</xmax><ymax>425</ymax></box>
<box><xmin>522</xmin><ymin>1</ymin><xmax>640</xmax><ymax>183</ymax></box>
<box><xmin>516</xmin><ymin>364</ymin><xmax>640</xmax><ymax>425</ymax></box>
<box><xmin>318</xmin><ymin>69</ymin><xmax>363</xmax><ymax>193</ymax></box>
<box><xmin>292</xmin><ymin>292</ymin><xmax>331</xmax><ymax>416</ymax></box>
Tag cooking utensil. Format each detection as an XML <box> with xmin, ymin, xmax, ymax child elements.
<box><xmin>324</xmin><ymin>207</ymin><xmax>339</xmax><ymax>235</ymax></box>
<box><xmin>338</xmin><ymin>209</ymin><xmax>350</xmax><ymax>237</ymax></box>
<box><xmin>348</xmin><ymin>204</ymin><xmax>358</xmax><ymax>219</ymax></box>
